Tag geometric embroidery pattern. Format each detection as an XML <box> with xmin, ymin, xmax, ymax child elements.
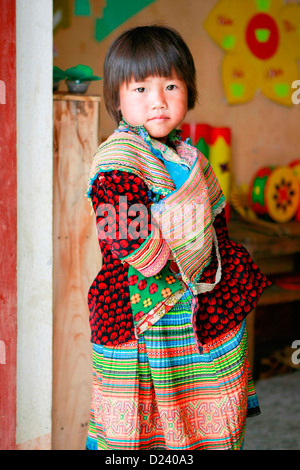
<box><xmin>87</xmin><ymin>294</ymin><xmax>256</xmax><ymax>450</ymax></box>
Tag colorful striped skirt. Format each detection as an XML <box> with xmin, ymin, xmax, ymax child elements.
<box><xmin>86</xmin><ymin>292</ymin><xmax>259</xmax><ymax>450</ymax></box>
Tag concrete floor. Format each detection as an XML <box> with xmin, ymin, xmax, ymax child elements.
<box><xmin>244</xmin><ymin>371</ymin><xmax>300</xmax><ymax>450</ymax></box>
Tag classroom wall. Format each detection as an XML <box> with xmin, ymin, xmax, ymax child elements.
<box><xmin>53</xmin><ymin>0</ymin><xmax>300</xmax><ymax>188</ymax></box>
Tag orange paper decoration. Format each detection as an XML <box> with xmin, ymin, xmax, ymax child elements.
<box><xmin>249</xmin><ymin>165</ymin><xmax>300</xmax><ymax>222</ymax></box>
<box><xmin>289</xmin><ymin>159</ymin><xmax>300</xmax><ymax>222</ymax></box>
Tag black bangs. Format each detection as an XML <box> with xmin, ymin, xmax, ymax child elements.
<box><xmin>122</xmin><ymin>37</ymin><xmax>178</xmax><ymax>84</ymax></box>
<box><xmin>103</xmin><ymin>25</ymin><xmax>198</xmax><ymax>123</ymax></box>
<box><xmin>123</xmin><ymin>49</ymin><xmax>173</xmax><ymax>84</ymax></box>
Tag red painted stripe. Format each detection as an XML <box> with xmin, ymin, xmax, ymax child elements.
<box><xmin>210</xmin><ymin>127</ymin><xmax>231</xmax><ymax>146</ymax></box>
<box><xmin>0</xmin><ymin>0</ymin><xmax>17</xmax><ymax>450</ymax></box>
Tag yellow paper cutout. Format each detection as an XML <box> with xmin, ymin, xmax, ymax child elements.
<box><xmin>209</xmin><ymin>136</ymin><xmax>232</xmax><ymax>200</ymax></box>
<box><xmin>204</xmin><ymin>0</ymin><xmax>300</xmax><ymax>106</ymax></box>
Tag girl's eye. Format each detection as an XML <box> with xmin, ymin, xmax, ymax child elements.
<box><xmin>166</xmin><ymin>84</ymin><xmax>177</xmax><ymax>91</ymax></box>
<box><xmin>135</xmin><ymin>87</ymin><xmax>147</xmax><ymax>93</ymax></box>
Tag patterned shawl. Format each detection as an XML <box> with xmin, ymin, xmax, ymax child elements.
<box><xmin>87</xmin><ymin>121</ymin><xmax>225</xmax><ymax>293</ymax></box>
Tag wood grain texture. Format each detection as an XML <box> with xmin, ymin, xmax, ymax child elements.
<box><xmin>52</xmin><ymin>96</ymin><xmax>101</xmax><ymax>450</ymax></box>
<box><xmin>53</xmin><ymin>92</ymin><xmax>101</xmax><ymax>102</ymax></box>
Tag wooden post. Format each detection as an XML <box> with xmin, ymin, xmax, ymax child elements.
<box><xmin>0</xmin><ymin>0</ymin><xmax>17</xmax><ymax>450</ymax></box>
<box><xmin>52</xmin><ymin>93</ymin><xmax>101</xmax><ymax>450</ymax></box>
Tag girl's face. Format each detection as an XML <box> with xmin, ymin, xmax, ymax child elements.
<box><xmin>119</xmin><ymin>70</ymin><xmax>188</xmax><ymax>143</ymax></box>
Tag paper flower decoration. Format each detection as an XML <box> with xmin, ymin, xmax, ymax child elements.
<box><xmin>204</xmin><ymin>0</ymin><xmax>300</xmax><ymax>106</ymax></box>
<box><xmin>249</xmin><ymin>165</ymin><xmax>299</xmax><ymax>222</ymax></box>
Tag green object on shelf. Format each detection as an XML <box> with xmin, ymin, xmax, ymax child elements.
<box><xmin>53</xmin><ymin>66</ymin><xmax>66</xmax><ymax>82</ymax></box>
<box><xmin>64</xmin><ymin>65</ymin><xmax>101</xmax><ymax>82</ymax></box>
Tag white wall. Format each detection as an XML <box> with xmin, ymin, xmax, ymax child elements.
<box><xmin>16</xmin><ymin>0</ymin><xmax>53</xmax><ymax>448</ymax></box>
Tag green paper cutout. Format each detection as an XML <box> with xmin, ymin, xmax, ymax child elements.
<box><xmin>256</xmin><ymin>0</ymin><xmax>270</xmax><ymax>12</ymax></box>
<box><xmin>274</xmin><ymin>83</ymin><xmax>289</xmax><ymax>97</ymax></box>
<box><xmin>255</xmin><ymin>28</ymin><xmax>270</xmax><ymax>42</ymax></box>
<box><xmin>252</xmin><ymin>177</ymin><xmax>267</xmax><ymax>206</ymax></box>
<box><xmin>74</xmin><ymin>0</ymin><xmax>91</xmax><ymax>16</ymax></box>
<box><xmin>196</xmin><ymin>138</ymin><xmax>209</xmax><ymax>159</ymax></box>
<box><xmin>230</xmin><ymin>83</ymin><xmax>245</xmax><ymax>98</ymax></box>
<box><xmin>222</xmin><ymin>35</ymin><xmax>236</xmax><ymax>50</ymax></box>
<box><xmin>95</xmin><ymin>0</ymin><xmax>156</xmax><ymax>42</ymax></box>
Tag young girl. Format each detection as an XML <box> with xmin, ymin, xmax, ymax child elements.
<box><xmin>85</xmin><ymin>25</ymin><xmax>270</xmax><ymax>451</ymax></box>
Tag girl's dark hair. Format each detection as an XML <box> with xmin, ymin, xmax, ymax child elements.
<box><xmin>103</xmin><ymin>25</ymin><xmax>198</xmax><ymax>123</ymax></box>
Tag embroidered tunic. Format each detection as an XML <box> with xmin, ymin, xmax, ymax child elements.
<box><xmin>86</xmin><ymin>120</ymin><xmax>270</xmax><ymax>451</ymax></box>
<box><xmin>86</xmin><ymin>120</ymin><xmax>270</xmax><ymax>352</ymax></box>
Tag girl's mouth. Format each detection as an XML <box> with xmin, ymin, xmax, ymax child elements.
<box><xmin>148</xmin><ymin>115</ymin><xmax>169</xmax><ymax>121</ymax></box>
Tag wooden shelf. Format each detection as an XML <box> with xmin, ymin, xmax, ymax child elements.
<box><xmin>259</xmin><ymin>283</ymin><xmax>300</xmax><ymax>306</ymax></box>
<box><xmin>53</xmin><ymin>92</ymin><xmax>101</xmax><ymax>102</ymax></box>
<box><xmin>228</xmin><ymin>215</ymin><xmax>300</xmax><ymax>370</ymax></box>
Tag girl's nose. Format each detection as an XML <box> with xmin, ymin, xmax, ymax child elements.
<box><xmin>152</xmin><ymin>89</ymin><xmax>167</xmax><ymax>109</ymax></box>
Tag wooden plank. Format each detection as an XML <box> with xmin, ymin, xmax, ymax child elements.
<box><xmin>229</xmin><ymin>219</ymin><xmax>300</xmax><ymax>258</ymax></box>
<box><xmin>52</xmin><ymin>97</ymin><xmax>101</xmax><ymax>450</ymax></box>
<box><xmin>53</xmin><ymin>92</ymin><xmax>101</xmax><ymax>102</ymax></box>
<box><xmin>254</xmin><ymin>255</ymin><xmax>295</xmax><ymax>276</ymax></box>
<box><xmin>0</xmin><ymin>0</ymin><xmax>17</xmax><ymax>450</ymax></box>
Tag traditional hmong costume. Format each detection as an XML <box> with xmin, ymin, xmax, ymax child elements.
<box><xmin>85</xmin><ymin>120</ymin><xmax>270</xmax><ymax>450</ymax></box>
